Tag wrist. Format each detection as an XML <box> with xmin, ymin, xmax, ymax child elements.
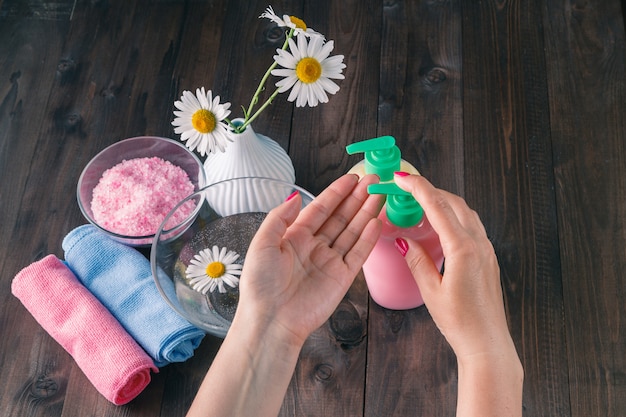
<box><xmin>457</xmin><ymin>347</ymin><xmax>523</xmax><ymax>378</ymax></box>
<box><xmin>456</xmin><ymin>344</ymin><xmax>524</xmax><ymax>417</ymax></box>
<box><xmin>229</xmin><ymin>303</ymin><xmax>306</xmax><ymax>360</ymax></box>
<box><xmin>190</xmin><ymin>308</ymin><xmax>304</xmax><ymax>417</ymax></box>
<box><xmin>455</xmin><ymin>331</ymin><xmax>521</xmax><ymax>367</ymax></box>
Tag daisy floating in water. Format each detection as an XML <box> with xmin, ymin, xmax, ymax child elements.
<box><xmin>172</xmin><ymin>87</ymin><xmax>232</xmax><ymax>156</ymax></box>
<box><xmin>271</xmin><ymin>33</ymin><xmax>345</xmax><ymax>108</ymax></box>
<box><xmin>171</xmin><ymin>5</ymin><xmax>345</xmax><ymax>153</ymax></box>
<box><xmin>186</xmin><ymin>245</ymin><xmax>243</xmax><ymax>294</ymax></box>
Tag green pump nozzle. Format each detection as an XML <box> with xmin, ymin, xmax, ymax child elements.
<box><xmin>346</xmin><ymin>136</ymin><xmax>401</xmax><ymax>181</ymax></box>
<box><xmin>368</xmin><ymin>183</ymin><xmax>424</xmax><ymax>228</ymax></box>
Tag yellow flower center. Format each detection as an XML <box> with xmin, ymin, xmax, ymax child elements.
<box><xmin>205</xmin><ymin>261</ymin><xmax>226</xmax><ymax>278</ymax></box>
<box><xmin>295</xmin><ymin>57</ymin><xmax>322</xmax><ymax>84</ymax></box>
<box><xmin>289</xmin><ymin>16</ymin><xmax>307</xmax><ymax>31</ymax></box>
<box><xmin>192</xmin><ymin>109</ymin><xmax>216</xmax><ymax>134</ymax></box>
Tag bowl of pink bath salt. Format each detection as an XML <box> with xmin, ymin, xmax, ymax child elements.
<box><xmin>77</xmin><ymin>136</ymin><xmax>206</xmax><ymax>246</ymax></box>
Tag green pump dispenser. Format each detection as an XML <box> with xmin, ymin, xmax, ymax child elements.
<box><xmin>345</xmin><ymin>136</ymin><xmax>401</xmax><ymax>182</ymax></box>
<box><xmin>367</xmin><ymin>183</ymin><xmax>424</xmax><ymax>228</ymax></box>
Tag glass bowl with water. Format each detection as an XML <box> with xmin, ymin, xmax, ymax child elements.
<box><xmin>150</xmin><ymin>177</ymin><xmax>315</xmax><ymax>338</ymax></box>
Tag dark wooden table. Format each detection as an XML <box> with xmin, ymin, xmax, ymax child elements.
<box><xmin>1</xmin><ymin>1</ymin><xmax>625</xmax><ymax>416</ymax></box>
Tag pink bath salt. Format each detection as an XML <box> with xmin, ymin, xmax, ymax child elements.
<box><xmin>91</xmin><ymin>157</ymin><xmax>197</xmax><ymax>236</ymax></box>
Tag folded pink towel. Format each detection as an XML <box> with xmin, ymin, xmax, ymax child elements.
<box><xmin>11</xmin><ymin>255</ymin><xmax>158</xmax><ymax>405</ymax></box>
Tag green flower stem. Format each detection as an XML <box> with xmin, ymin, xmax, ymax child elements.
<box><xmin>243</xmin><ymin>28</ymin><xmax>295</xmax><ymax>121</ymax></box>
<box><xmin>236</xmin><ymin>89</ymin><xmax>281</xmax><ymax>133</ymax></box>
<box><xmin>223</xmin><ymin>118</ymin><xmax>236</xmax><ymax>130</ymax></box>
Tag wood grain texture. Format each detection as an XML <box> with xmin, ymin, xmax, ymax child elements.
<box><xmin>0</xmin><ymin>9</ymin><xmax>75</xmax><ymax>417</ymax></box>
<box><xmin>365</xmin><ymin>1</ymin><xmax>462</xmax><ymax>416</ymax></box>
<box><xmin>462</xmin><ymin>1</ymin><xmax>571</xmax><ymax>415</ymax></box>
<box><xmin>1</xmin><ymin>0</ymin><xmax>625</xmax><ymax>416</ymax></box>
<box><xmin>543</xmin><ymin>1</ymin><xmax>626</xmax><ymax>416</ymax></box>
<box><xmin>280</xmin><ymin>1</ymin><xmax>380</xmax><ymax>415</ymax></box>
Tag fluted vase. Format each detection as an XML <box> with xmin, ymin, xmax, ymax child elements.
<box><xmin>202</xmin><ymin>119</ymin><xmax>296</xmax><ymax>216</ymax></box>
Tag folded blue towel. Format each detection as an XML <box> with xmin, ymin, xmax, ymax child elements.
<box><xmin>62</xmin><ymin>225</ymin><xmax>205</xmax><ymax>367</ymax></box>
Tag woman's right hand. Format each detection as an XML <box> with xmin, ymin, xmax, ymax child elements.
<box><xmin>394</xmin><ymin>173</ymin><xmax>523</xmax><ymax>417</ymax></box>
<box><xmin>393</xmin><ymin>173</ymin><xmax>519</xmax><ymax>366</ymax></box>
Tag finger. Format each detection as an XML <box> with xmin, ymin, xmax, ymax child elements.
<box><xmin>329</xmin><ymin>192</ymin><xmax>384</xmax><ymax>256</ymax></box>
<box><xmin>292</xmin><ymin>174</ymin><xmax>361</xmax><ymax>235</ymax></box>
<box><xmin>436</xmin><ymin>189</ymin><xmax>488</xmax><ymax>240</ymax></box>
<box><xmin>394</xmin><ymin>174</ymin><xmax>468</xmax><ymax>245</ymax></box>
<box><xmin>249</xmin><ymin>191</ymin><xmax>302</xmax><ymax>251</ymax></box>
<box><xmin>398</xmin><ymin>237</ymin><xmax>442</xmax><ymax>299</ymax></box>
<box><xmin>314</xmin><ymin>174</ymin><xmax>381</xmax><ymax>248</ymax></box>
<box><xmin>342</xmin><ymin>217</ymin><xmax>382</xmax><ymax>275</ymax></box>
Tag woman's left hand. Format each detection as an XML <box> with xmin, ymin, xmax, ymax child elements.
<box><xmin>236</xmin><ymin>173</ymin><xmax>383</xmax><ymax>347</ymax></box>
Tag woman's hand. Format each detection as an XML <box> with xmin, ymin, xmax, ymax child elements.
<box><xmin>394</xmin><ymin>173</ymin><xmax>523</xmax><ymax>417</ymax></box>
<box><xmin>187</xmin><ymin>174</ymin><xmax>383</xmax><ymax>417</ymax></box>
<box><xmin>236</xmin><ymin>173</ymin><xmax>383</xmax><ymax>347</ymax></box>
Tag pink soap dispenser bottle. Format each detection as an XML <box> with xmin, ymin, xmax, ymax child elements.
<box><xmin>363</xmin><ymin>183</ymin><xmax>444</xmax><ymax>310</ymax></box>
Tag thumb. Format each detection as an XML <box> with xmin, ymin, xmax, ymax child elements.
<box><xmin>396</xmin><ymin>237</ymin><xmax>442</xmax><ymax>298</ymax></box>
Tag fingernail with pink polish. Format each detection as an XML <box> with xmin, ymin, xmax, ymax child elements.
<box><xmin>394</xmin><ymin>171</ymin><xmax>410</xmax><ymax>177</ymax></box>
<box><xmin>285</xmin><ymin>190</ymin><xmax>299</xmax><ymax>202</ymax></box>
<box><xmin>395</xmin><ymin>238</ymin><xmax>409</xmax><ymax>257</ymax></box>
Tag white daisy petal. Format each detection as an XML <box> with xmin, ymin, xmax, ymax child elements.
<box><xmin>307</xmin><ymin>34</ymin><xmax>323</xmax><ymax>57</ymax></box>
<box><xmin>305</xmin><ymin>28</ymin><xmax>325</xmax><ymax>40</ymax></box>
<box><xmin>221</xmin><ymin>274</ymin><xmax>238</xmax><ymax>286</ymax></box>
<box><xmin>275</xmin><ymin>75</ymin><xmax>299</xmax><ymax>93</ymax></box>
<box><xmin>318</xmin><ymin>77</ymin><xmax>340</xmax><ymax>95</ymax></box>
<box><xmin>315</xmin><ymin>39</ymin><xmax>334</xmax><ymax>61</ymax></box>
<box><xmin>222</xmin><ymin>250</ymin><xmax>240</xmax><ymax>264</ymax></box>
<box><xmin>197</xmin><ymin>87</ymin><xmax>210</xmax><ymax>108</ymax></box>
<box><xmin>182</xmin><ymin>90</ymin><xmax>201</xmax><ymax>107</ymax></box>
<box><xmin>287</xmin><ymin>81</ymin><xmax>302</xmax><ymax>103</ymax></box>
<box><xmin>309</xmin><ymin>82</ymin><xmax>326</xmax><ymax>103</ymax></box>
<box><xmin>296</xmin><ymin>85</ymin><xmax>309</xmax><ymax>107</ymax></box>
<box><xmin>297</xmin><ymin>32</ymin><xmax>308</xmax><ymax>56</ymax></box>
<box><xmin>273</xmin><ymin>52</ymin><xmax>296</xmax><ymax>69</ymax></box>
<box><xmin>271</xmin><ymin>68</ymin><xmax>294</xmax><ymax>77</ymax></box>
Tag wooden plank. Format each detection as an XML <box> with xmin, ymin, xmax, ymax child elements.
<box><xmin>0</xmin><ymin>12</ymin><xmax>75</xmax><ymax>417</ymax></box>
<box><xmin>0</xmin><ymin>0</ymin><xmax>76</xmax><ymax>20</ymax></box>
<box><xmin>461</xmin><ymin>1</ymin><xmax>572</xmax><ymax>416</ymax></box>
<box><xmin>289</xmin><ymin>0</ymin><xmax>382</xmax><ymax>194</ymax></box>
<box><xmin>543</xmin><ymin>0</ymin><xmax>626</xmax><ymax>416</ymax></box>
<box><xmin>279</xmin><ymin>0</ymin><xmax>381</xmax><ymax>416</ymax></box>
<box><xmin>209</xmin><ymin>0</ymin><xmax>298</xmax><ymax>148</ymax></box>
<box><xmin>364</xmin><ymin>1</ymin><xmax>462</xmax><ymax>416</ymax></box>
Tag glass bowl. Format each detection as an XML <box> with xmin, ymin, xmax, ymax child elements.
<box><xmin>150</xmin><ymin>177</ymin><xmax>315</xmax><ymax>337</ymax></box>
<box><xmin>77</xmin><ymin>136</ymin><xmax>206</xmax><ymax>247</ymax></box>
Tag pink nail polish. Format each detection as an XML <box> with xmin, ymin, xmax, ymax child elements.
<box><xmin>394</xmin><ymin>171</ymin><xmax>410</xmax><ymax>177</ymax></box>
<box><xmin>395</xmin><ymin>238</ymin><xmax>409</xmax><ymax>257</ymax></box>
<box><xmin>285</xmin><ymin>190</ymin><xmax>299</xmax><ymax>202</ymax></box>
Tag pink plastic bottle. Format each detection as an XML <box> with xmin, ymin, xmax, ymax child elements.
<box><xmin>363</xmin><ymin>183</ymin><xmax>444</xmax><ymax>310</ymax></box>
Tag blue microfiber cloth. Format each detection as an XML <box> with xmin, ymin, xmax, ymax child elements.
<box><xmin>62</xmin><ymin>225</ymin><xmax>205</xmax><ymax>367</ymax></box>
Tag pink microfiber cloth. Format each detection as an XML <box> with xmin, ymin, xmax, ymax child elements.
<box><xmin>11</xmin><ymin>255</ymin><xmax>158</xmax><ymax>405</ymax></box>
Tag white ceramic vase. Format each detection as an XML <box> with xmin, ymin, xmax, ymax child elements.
<box><xmin>202</xmin><ymin>119</ymin><xmax>296</xmax><ymax>216</ymax></box>
<box><xmin>203</xmin><ymin>119</ymin><xmax>295</xmax><ymax>183</ymax></box>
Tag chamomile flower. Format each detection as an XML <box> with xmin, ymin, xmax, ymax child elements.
<box><xmin>186</xmin><ymin>246</ymin><xmax>243</xmax><ymax>294</ymax></box>
<box><xmin>172</xmin><ymin>87</ymin><xmax>232</xmax><ymax>156</ymax></box>
<box><xmin>271</xmin><ymin>34</ymin><xmax>345</xmax><ymax>107</ymax></box>
<box><xmin>259</xmin><ymin>5</ymin><xmax>324</xmax><ymax>39</ymax></box>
